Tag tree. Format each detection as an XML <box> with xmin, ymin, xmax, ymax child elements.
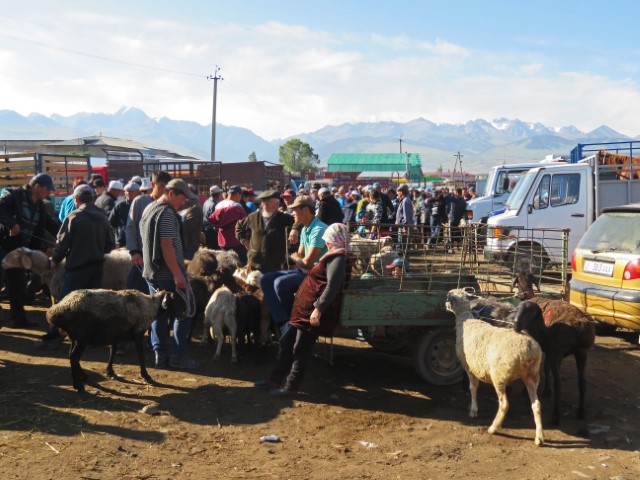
<box><xmin>248</xmin><ymin>151</ymin><xmax>257</xmax><ymax>162</ymax></box>
<box><xmin>279</xmin><ymin>138</ymin><xmax>320</xmax><ymax>173</ymax></box>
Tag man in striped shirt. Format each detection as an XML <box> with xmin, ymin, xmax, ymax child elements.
<box><xmin>140</xmin><ymin>178</ymin><xmax>198</xmax><ymax>370</ymax></box>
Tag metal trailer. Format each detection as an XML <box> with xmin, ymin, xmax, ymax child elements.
<box><xmin>335</xmin><ymin>223</ymin><xmax>568</xmax><ymax>386</ymax></box>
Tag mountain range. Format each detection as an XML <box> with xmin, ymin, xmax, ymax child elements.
<box><xmin>0</xmin><ymin>107</ymin><xmax>635</xmax><ymax>173</ymax></box>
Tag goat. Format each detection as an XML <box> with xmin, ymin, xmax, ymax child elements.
<box><xmin>46</xmin><ymin>289</ymin><xmax>176</xmax><ymax>392</ymax></box>
<box><xmin>446</xmin><ymin>288</ymin><xmax>544</xmax><ymax>445</ymax></box>
<box><xmin>513</xmin><ymin>272</ymin><xmax>596</xmax><ymax>425</ymax></box>
<box><xmin>203</xmin><ymin>286</ymin><xmax>238</xmax><ymax>363</ymax></box>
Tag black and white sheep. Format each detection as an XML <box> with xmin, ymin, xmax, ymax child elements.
<box><xmin>2</xmin><ymin>247</ymin><xmax>131</xmax><ymax>303</ymax></box>
<box><xmin>445</xmin><ymin>288</ymin><xmax>545</xmax><ymax>445</ymax></box>
<box><xmin>513</xmin><ymin>272</ymin><xmax>596</xmax><ymax>425</ymax></box>
<box><xmin>46</xmin><ymin>288</ymin><xmax>176</xmax><ymax>392</ymax></box>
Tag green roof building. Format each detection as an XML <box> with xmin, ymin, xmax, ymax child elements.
<box><xmin>327</xmin><ymin>153</ymin><xmax>423</xmax><ymax>182</ymax></box>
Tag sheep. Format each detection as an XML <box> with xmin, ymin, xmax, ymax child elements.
<box><xmin>187</xmin><ymin>248</ymin><xmax>241</xmax><ymax>293</ymax></box>
<box><xmin>203</xmin><ymin>286</ymin><xmax>238</xmax><ymax>363</ymax></box>
<box><xmin>445</xmin><ymin>288</ymin><xmax>544</xmax><ymax>445</ymax></box>
<box><xmin>2</xmin><ymin>247</ymin><xmax>131</xmax><ymax>303</ymax></box>
<box><xmin>513</xmin><ymin>272</ymin><xmax>596</xmax><ymax>425</ymax></box>
<box><xmin>235</xmin><ymin>292</ymin><xmax>262</xmax><ymax>350</ymax></box>
<box><xmin>46</xmin><ymin>289</ymin><xmax>176</xmax><ymax>392</ymax></box>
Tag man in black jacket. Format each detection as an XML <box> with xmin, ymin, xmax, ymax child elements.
<box><xmin>36</xmin><ymin>184</ymin><xmax>116</xmax><ymax>349</ymax></box>
<box><xmin>316</xmin><ymin>188</ymin><xmax>344</xmax><ymax>225</ymax></box>
<box><xmin>0</xmin><ymin>174</ymin><xmax>60</xmax><ymax>327</ymax></box>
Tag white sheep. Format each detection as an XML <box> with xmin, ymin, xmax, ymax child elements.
<box><xmin>46</xmin><ymin>289</ymin><xmax>176</xmax><ymax>392</ymax></box>
<box><xmin>1</xmin><ymin>247</ymin><xmax>132</xmax><ymax>303</ymax></box>
<box><xmin>203</xmin><ymin>286</ymin><xmax>238</xmax><ymax>363</ymax></box>
<box><xmin>445</xmin><ymin>288</ymin><xmax>545</xmax><ymax>446</ymax></box>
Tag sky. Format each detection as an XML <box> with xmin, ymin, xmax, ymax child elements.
<box><xmin>1</xmin><ymin>0</ymin><xmax>640</xmax><ymax>140</ymax></box>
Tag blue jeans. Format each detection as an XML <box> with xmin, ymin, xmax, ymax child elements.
<box><xmin>146</xmin><ymin>278</ymin><xmax>193</xmax><ymax>360</ymax></box>
<box><xmin>429</xmin><ymin>218</ymin><xmax>443</xmax><ymax>245</ymax></box>
<box><xmin>260</xmin><ymin>269</ymin><xmax>306</xmax><ymax>331</ymax></box>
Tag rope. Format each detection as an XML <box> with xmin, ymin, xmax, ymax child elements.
<box><xmin>176</xmin><ymin>283</ymin><xmax>196</xmax><ymax>318</ymax></box>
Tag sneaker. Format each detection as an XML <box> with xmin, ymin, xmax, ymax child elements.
<box><xmin>269</xmin><ymin>387</ymin><xmax>297</xmax><ymax>397</ymax></box>
<box><xmin>254</xmin><ymin>379</ymin><xmax>279</xmax><ymax>390</ymax></box>
<box><xmin>169</xmin><ymin>355</ymin><xmax>199</xmax><ymax>370</ymax></box>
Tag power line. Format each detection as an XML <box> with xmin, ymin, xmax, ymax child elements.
<box><xmin>0</xmin><ymin>31</ymin><xmax>206</xmax><ymax>78</ymax></box>
<box><xmin>0</xmin><ymin>12</ymin><xmax>195</xmax><ymax>64</ymax></box>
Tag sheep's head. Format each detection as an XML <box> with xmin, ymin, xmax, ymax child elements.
<box><xmin>445</xmin><ymin>288</ymin><xmax>478</xmax><ymax>315</ymax></box>
<box><xmin>246</xmin><ymin>270</ymin><xmax>263</xmax><ymax>288</ymax></box>
<box><xmin>513</xmin><ymin>301</ymin><xmax>544</xmax><ymax>333</ymax></box>
<box><xmin>2</xmin><ymin>247</ymin><xmax>36</xmax><ymax>270</ymax></box>
<box><xmin>159</xmin><ymin>290</ymin><xmax>190</xmax><ymax>321</ymax></box>
<box><xmin>512</xmin><ymin>272</ymin><xmax>539</xmax><ymax>300</ymax></box>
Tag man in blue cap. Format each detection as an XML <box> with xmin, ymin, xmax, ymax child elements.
<box><xmin>0</xmin><ymin>173</ymin><xmax>61</xmax><ymax>327</ymax></box>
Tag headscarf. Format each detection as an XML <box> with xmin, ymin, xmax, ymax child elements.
<box><xmin>322</xmin><ymin>223</ymin><xmax>350</xmax><ymax>251</ymax></box>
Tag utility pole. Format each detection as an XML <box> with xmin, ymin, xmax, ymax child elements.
<box><xmin>207</xmin><ymin>65</ymin><xmax>223</xmax><ymax>162</ymax></box>
<box><xmin>453</xmin><ymin>151</ymin><xmax>464</xmax><ymax>186</ymax></box>
<box><xmin>398</xmin><ymin>137</ymin><xmax>403</xmax><ymax>154</ymax></box>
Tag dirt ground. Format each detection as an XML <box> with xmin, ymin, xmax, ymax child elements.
<box><xmin>0</xmin><ymin>299</ymin><xmax>639</xmax><ymax>480</ymax></box>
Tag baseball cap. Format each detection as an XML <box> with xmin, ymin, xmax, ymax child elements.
<box><xmin>166</xmin><ymin>178</ymin><xmax>196</xmax><ymax>200</ymax></box>
<box><xmin>386</xmin><ymin>258</ymin><xmax>409</xmax><ymax>270</ymax></box>
<box><xmin>318</xmin><ymin>187</ymin><xmax>330</xmax><ymax>196</ymax></box>
<box><xmin>108</xmin><ymin>180</ymin><xmax>124</xmax><ymax>191</ymax></box>
<box><xmin>229</xmin><ymin>185</ymin><xmax>242</xmax><ymax>195</ymax></box>
<box><xmin>290</xmin><ymin>195</ymin><xmax>315</xmax><ymax>209</ymax></box>
<box><xmin>32</xmin><ymin>173</ymin><xmax>55</xmax><ymax>192</ymax></box>
<box><xmin>243</xmin><ymin>188</ymin><xmax>256</xmax><ymax>197</ymax></box>
<box><xmin>281</xmin><ymin>188</ymin><xmax>296</xmax><ymax>198</ymax></box>
<box><xmin>130</xmin><ymin>175</ymin><xmax>142</xmax><ymax>185</ymax></box>
<box><xmin>397</xmin><ymin>184</ymin><xmax>409</xmax><ymax>193</ymax></box>
<box><xmin>373</xmin><ymin>182</ymin><xmax>382</xmax><ymax>190</ymax></box>
<box><xmin>209</xmin><ymin>185</ymin><xmax>222</xmax><ymax>194</ymax></box>
<box><xmin>350</xmin><ymin>190</ymin><xmax>360</xmax><ymax>197</ymax></box>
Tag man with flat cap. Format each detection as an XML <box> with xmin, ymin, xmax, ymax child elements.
<box><xmin>236</xmin><ymin>190</ymin><xmax>296</xmax><ymax>345</ymax></box>
<box><xmin>236</xmin><ymin>189</ymin><xmax>295</xmax><ymax>273</ymax></box>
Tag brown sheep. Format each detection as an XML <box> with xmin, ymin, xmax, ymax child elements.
<box><xmin>513</xmin><ymin>272</ymin><xmax>596</xmax><ymax>425</ymax></box>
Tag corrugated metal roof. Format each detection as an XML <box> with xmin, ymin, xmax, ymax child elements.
<box><xmin>327</xmin><ymin>153</ymin><xmax>422</xmax><ymax>172</ymax></box>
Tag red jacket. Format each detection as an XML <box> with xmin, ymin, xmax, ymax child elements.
<box><xmin>208</xmin><ymin>200</ymin><xmax>246</xmax><ymax>248</ymax></box>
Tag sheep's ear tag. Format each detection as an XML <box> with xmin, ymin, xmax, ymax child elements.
<box><xmin>21</xmin><ymin>254</ymin><xmax>32</xmax><ymax>270</ymax></box>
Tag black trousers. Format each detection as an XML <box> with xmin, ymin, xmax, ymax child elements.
<box><xmin>268</xmin><ymin>326</ymin><xmax>318</xmax><ymax>392</ymax></box>
<box><xmin>6</xmin><ymin>267</ymin><xmax>27</xmax><ymax>322</ymax></box>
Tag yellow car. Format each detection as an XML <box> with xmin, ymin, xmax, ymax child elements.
<box><xmin>570</xmin><ymin>203</ymin><xmax>640</xmax><ymax>331</ymax></box>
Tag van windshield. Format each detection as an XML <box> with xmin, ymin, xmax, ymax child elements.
<box><xmin>504</xmin><ymin>170</ymin><xmax>536</xmax><ymax>211</ymax></box>
<box><xmin>577</xmin><ymin>211</ymin><xmax>640</xmax><ymax>253</ymax></box>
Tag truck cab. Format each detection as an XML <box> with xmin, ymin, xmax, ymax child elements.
<box><xmin>465</xmin><ymin>157</ymin><xmax>565</xmax><ymax>224</ymax></box>
<box><xmin>485</xmin><ymin>155</ymin><xmax>640</xmax><ymax>269</ymax></box>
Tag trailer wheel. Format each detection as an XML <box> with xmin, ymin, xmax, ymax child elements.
<box><xmin>413</xmin><ymin>328</ymin><xmax>463</xmax><ymax>386</ymax></box>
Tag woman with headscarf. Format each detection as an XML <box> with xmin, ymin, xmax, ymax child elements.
<box><xmin>255</xmin><ymin>223</ymin><xmax>352</xmax><ymax>396</ymax></box>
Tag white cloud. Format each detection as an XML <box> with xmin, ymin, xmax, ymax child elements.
<box><xmin>1</xmin><ymin>6</ymin><xmax>639</xmax><ymax>140</ymax></box>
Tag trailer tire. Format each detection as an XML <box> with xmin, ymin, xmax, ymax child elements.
<box><xmin>413</xmin><ymin>327</ymin><xmax>463</xmax><ymax>386</ymax></box>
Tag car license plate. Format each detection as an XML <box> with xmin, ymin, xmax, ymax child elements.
<box><xmin>583</xmin><ymin>260</ymin><xmax>614</xmax><ymax>276</ymax></box>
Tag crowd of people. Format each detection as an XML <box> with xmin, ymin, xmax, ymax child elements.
<box><xmin>0</xmin><ymin>172</ymin><xmax>474</xmax><ymax>394</ymax></box>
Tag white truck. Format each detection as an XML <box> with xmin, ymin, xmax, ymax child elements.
<box><xmin>465</xmin><ymin>156</ymin><xmax>566</xmax><ymax>224</ymax></box>
<box><xmin>484</xmin><ymin>149</ymin><xmax>640</xmax><ymax>270</ymax></box>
